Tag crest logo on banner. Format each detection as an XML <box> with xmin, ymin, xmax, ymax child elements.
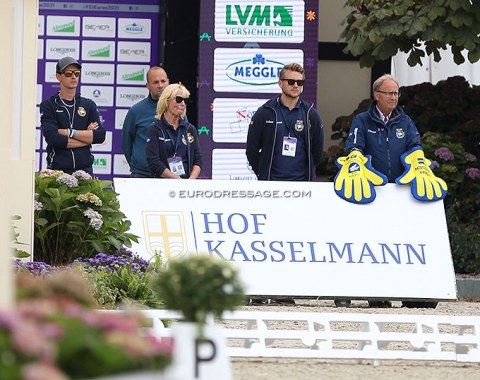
<box><xmin>142</xmin><ymin>211</ymin><xmax>188</xmax><ymax>259</ymax></box>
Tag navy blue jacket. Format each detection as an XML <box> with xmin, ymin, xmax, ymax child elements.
<box><xmin>40</xmin><ymin>93</ymin><xmax>106</xmax><ymax>172</ymax></box>
<box><xmin>246</xmin><ymin>97</ymin><xmax>324</xmax><ymax>181</ymax></box>
<box><xmin>146</xmin><ymin>116</ymin><xmax>202</xmax><ymax>177</ymax></box>
<box><xmin>346</xmin><ymin>102</ymin><xmax>421</xmax><ymax>182</ymax></box>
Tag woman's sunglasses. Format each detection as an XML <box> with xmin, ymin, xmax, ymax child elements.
<box><xmin>174</xmin><ymin>96</ymin><xmax>189</xmax><ymax>104</ymax></box>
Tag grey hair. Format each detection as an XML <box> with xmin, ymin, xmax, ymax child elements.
<box><xmin>372</xmin><ymin>74</ymin><xmax>399</xmax><ymax>93</ymax></box>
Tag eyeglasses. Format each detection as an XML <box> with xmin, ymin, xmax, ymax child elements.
<box><xmin>62</xmin><ymin>70</ymin><xmax>81</xmax><ymax>78</ymax></box>
<box><xmin>280</xmin><ymin>78</ymin><xmax>305</xmax><ymax>86</ymax></box>
<box><xmin>174</xmin><ymin>96</ymin><xmax>189</xmax><ymax>103</ymax></box>
<box><xmin>376</xmin><ymin>90</ymin><xmax>401</xmax><ymax>98</ymax></box>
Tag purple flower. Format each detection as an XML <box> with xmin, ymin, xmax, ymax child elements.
<box><xmin>56</xmin><ymin>174</ymin><xmax>78</xmax><ymax>188</ymax></box>
<box><xmin>434</xmin><ymin>147</ymin><xmax>455</xmax><ymax>161</ymax></box>
<box><xmin>72</xmin><ymin>170</ymin><xmax>92</xmax><ymax>180</ymax></box>
<box><xmin>14</xmin><ymin>259</ymin><xmax>58</xmax><ymax>275</ymax></box>
<box><xmin>466</xmin><ymin>167</ymin><xmax>480</xmax><ymax>180</ymax></box>
<box><xmin>430</xmin><ymin>160</ymin><xmax>440</xmax><ymax>169</ymax></box>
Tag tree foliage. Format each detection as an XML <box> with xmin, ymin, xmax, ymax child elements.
<box><xmin>340</xmin><ymin>0</ymin><xmax>480</xmax><ymax>67</ymax></box>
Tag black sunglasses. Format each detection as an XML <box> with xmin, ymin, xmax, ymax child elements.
<box><xmin>174</xmin><ymin>96</ymin><xmax>189</xmax><ymax>104</ymax></box>
<box><xmin>63</xmin><ymin>70</ymin><xmax>81</xmax><ymax>78</ymax></box>
<box><xmin>280</xmin><ymin>78</ymin><xmax>305</xmax><ymax>86</ymax></box>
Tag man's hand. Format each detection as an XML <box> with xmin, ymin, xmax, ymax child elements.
<box><xmin>396</xmin><ymin>147</ymin><xmax>448</xmax><ymax>201</ymax></box>
<box><xmin>87</xmin><ymin>122</ymin><xmax>99</xmax><ymax>130</ymax></box>
<box><xmin>334</xmin><ymin>150</ymin><xmax>387</xmax><ymax>204</ymax></box>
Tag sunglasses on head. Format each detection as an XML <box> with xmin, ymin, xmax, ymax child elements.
<box><xmin>174</xmin><ymin>96</ymin><xmax>189</xmax><ymax>104</ymax></box>
<box><xmin>62</xmin><ymin>70</ymin><xmax>81</xmax><ymax>78</ymax></box>
<box><xmin>281</xmin><ymin>78</ymin><xmax>305</xmax><ymax>86</ymax></box>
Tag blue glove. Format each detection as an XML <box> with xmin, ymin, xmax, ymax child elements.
<box><xmin>334</xmin><ymin>150</ymin><xmax>388</xmax><ymax>204</ymax></box>
<box><xmin>395</xmin><ymin>147</ymin><xmax>448</xmax><ymax>201</ymax></box>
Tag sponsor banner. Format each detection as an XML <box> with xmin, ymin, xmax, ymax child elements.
<box><xmin>212</xmin><ymin>149</ymin><xmax>257</xmax><ymax>180</ymax></box>
<box><xmin>81</xmin><ymin>63</ymin><xmax>115</xmax><ymax>84</ymax></box>
<box><xmin>114</xmin><ymin>179</ymin><xmax>457</xmax><ymax>300</ymax></box>
<box><xmin>82</xmin><ymin>40</ymin><xmax>115</xmax><ymax>61</ymax></box>
<box><xmin>113</xmin><ymin>154</ymin><xmax>131</xmax><ymax>175</ymax></box>
<box><xmin>92</xmin><ymin>131</ymin><xmax>113</xmax><ymax>152</ymax></box>
<box><xmin>82</xmin><ymin>16</ymin><xmax>116</xmax><ymax>38</ymax></box>
<box><xmin>44</xmin><ymin>62</ymin><xmax>59</xmax><ymax>83</ymax></box>
<box><xmin>35</xmin><ymin>152</ymin><xmax>41</xmax><ymax>172</ymax></box>
<box><xmin>214</xmin><ymin>0</ymin><xmax>305</xmax><ymax>43</ymax></box>
<box><xmin>35</xmin><ymin>129</ymin><xmax>42</xmax><ymax>150</ymax></box>
<box><xmin>38</xmin><ymin>15</ymin><xmax>44</xmax><ymax>36</ymax></box>
<box><xmin>118</xmin><ymin>18</ymin><xmax>152</xmax><ymax>39</ymax></box>
<box><xmin>38</xmin><ymin>39</ymin><xmax>44</xmax><ymax>60</ymax></box>
<box><xmin>46</xmin><ymin>15</ymin><xmax>81</xmax><ymax>37</ymax></box>
<box><xmin>116</xmin><ymin>64</ymin><xmax>150</xmax><ymax>85</ymax></box>
<box><xmin>115</xmin><ymin>108</ymin><xmax>128</xmax><ymax>130</ymax></box>
<box><xmin>92</xmin><ymin>154</ymin><xmax>112</xmax><ymax>175</ymax></box>
<box><xmin>36</xmin><ymin>85</ymin><xmax>43</xmax><ymax>105</ymax></box>
<box><xmin>45</xmin><ymin>39</ymin><xmax>80</xmax><ymax>60</ymax></box>
<box><xmin>212</xmin><ymin>98</ymin><xmax>266</xmax><ymax>143</ymax></box>
<box><xmin>213</xmin><ymin>48</ymin><xmax>303</xmax><ymax>93</ymax></box>
<box><xmin>198</xmin><ymin>0</ymin><xmax>318</xmax><ymax>178</ymax></box>
<box><xmin>80</xmin><ymin>85</ymin><xmax>114</xmax><ymax>107</ymax></box>
<box><xmin>117</xmin><ymin>41</ymin><xmax>151</xmax><ymax>62</ymax></box>
<box><xmin>115</xmin><ymin>86</ymin><xmax>148</xmax><ymax>107</ymax></box>
<box><xmin>36</xmin><ymin>107</ymin><xmax>41</xmax><ymax>128</ymax></box>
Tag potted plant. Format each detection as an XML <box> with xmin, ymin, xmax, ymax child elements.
<box><xmin>153</xmin><ymin>254</ymin><xmax>245</xmax><ymax>380</ymax></box>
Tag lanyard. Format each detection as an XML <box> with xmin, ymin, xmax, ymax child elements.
<box><xmin>59</xmin><ymin>96</ymin><xmax>76</xmax><ymax>129</ymax></box>
<box><xmin>165</xmin><ymin>126</ymin><xmax>184</xmax><ymax>157</ymax></box>
<box><xmin>278</xmin><ymin>98</ymin><xmax>299</xmax><ymax>137</ymax></box>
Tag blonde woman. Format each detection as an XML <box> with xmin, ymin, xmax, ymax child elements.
<box><xmin>146</xmin><ymin>83</ymin><xmax>202</xmax><ymax>178</ymax></box>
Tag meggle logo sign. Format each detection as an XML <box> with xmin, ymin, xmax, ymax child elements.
<box><xmin>118</xmin><ymin>18</ymin><xmax>151</xmax><ymax>39</ymax></box>
<box><xmin>213</xmin><ymin>48</ymin><xmax>303</xmax><ymax>93</ymax></box>
<box><xmin>215</xmin><ymin>0</ymin><xmax>304</xmax><ymax>43</ymax></box>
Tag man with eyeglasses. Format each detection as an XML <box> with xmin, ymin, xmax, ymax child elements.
<box><xmin>246</xmin><ymin>62</ymin><xmax>324</xmax><ymax>182</ymax></box>
<box><xmin>122</xmin><ymin>66</ymin><xmax>171</xmax><ymax>177</ymax></box>
<box><xmin>40</xmin><ymin>56</ymin><xmax>106</xmax><ymax>176</ymax></box>
<box><xmin>245</xmin><ymin>62</ymin><xmax>324</xmax><ymax>305</ymax></box>
<box><xmin>335</xmin><ymin>73</ymin><xmax>440</xmax><ymax>309</ymax></box>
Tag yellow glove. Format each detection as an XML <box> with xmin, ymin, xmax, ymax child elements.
<box><xmin>395</xmin><ymin>147</ymin><xmax>448</xmax><ymax>201</ymax></box>
<box><xmin>334</xmin><ymin>150</ymin><xmax>388</xmax><ymax>204</ymax></box>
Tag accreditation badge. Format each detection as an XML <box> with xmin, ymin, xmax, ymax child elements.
<box><xmin>282</xmin><ymin>136</ymin><xmax>297</xmax><ymax>157</ymax></box>
<box><xmin>168</xmin><ymin>156</ymin><xmax>186</xmax><ymax>176</ymax></box>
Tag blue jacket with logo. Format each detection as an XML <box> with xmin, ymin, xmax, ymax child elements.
<box><xmin>346</xmin><ymin>102</ymin><xmax>421</xmax><ymax>182</ymax></box>
<box><xmin>40</xmin><ymin>93</ymin><xmax>106</xmax><ymax>172</ymax></box>
<box><xmin>246</xmin><ymin>97</ymin><xmax>324</xmax><ymax>181</ymax></box>
<box><xmin>146</xmin><ymin>116</ymin><xmax>202</xmax><ymax>178</ymax></box>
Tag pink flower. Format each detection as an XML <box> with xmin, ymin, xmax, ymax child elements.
<box><xmin>466</xmin><ymin>167</ymin><xmax>480</xmax><ymax>180</ymax></box>
<box><xmin>434</xmin><ymin>147</ymin><xmax>455</xmax><ymax>161</ymax></box>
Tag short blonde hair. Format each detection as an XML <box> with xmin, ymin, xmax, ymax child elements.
<box><xmin>155</xmin><ymin>83</ymin><xmax>190</xmax><ymax>120</ymax></box>
<box><xmin>279</xmin><ymin>63</ymin><xmax>305</xmax><ymax>80</ymax></box>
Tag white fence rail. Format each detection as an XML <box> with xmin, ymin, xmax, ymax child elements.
<box><xmin>107</xmin><ymin>310</ymin><xmax>480</xmax><ymax>363</ymax></box>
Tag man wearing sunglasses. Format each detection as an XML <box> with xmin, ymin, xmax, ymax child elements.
<box><xmin>246</xmin><ymin>62</ymin><xmax>324</xmax><ymax>182</ymax></box>
<box><xmin>245</xmin><ymin>63</ymin><xmax>324</xmax><ymax>305</ymax></box>
<box><xmin>40</xmin><ymin>56</ymin><xmax>106</xmax><ymax>176</ymax></box>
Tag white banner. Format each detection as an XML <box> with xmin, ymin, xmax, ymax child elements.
<box><xmin>113</xmin><ymin>179</ymin><xmax>457</xmax><ymax>300</ymax></box>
